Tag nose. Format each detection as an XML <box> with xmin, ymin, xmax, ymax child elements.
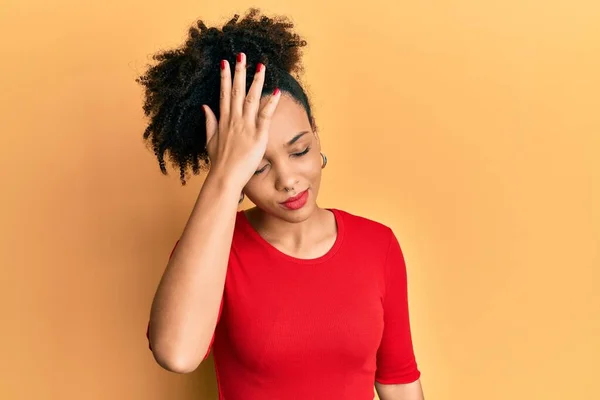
<box><xmin>274</xmin><ymin>162</ymin><xmax>299</xmax><ymax>193</ymax></box>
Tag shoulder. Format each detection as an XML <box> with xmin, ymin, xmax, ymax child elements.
<box><xmin>332</xmin><ymin>208</ymin><xmax>394</xmax><ymax>241</ymax></box>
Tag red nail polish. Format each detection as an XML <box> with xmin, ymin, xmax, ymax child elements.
<box><xmin>256</xmin><ymin>63</ymin><xmax>263</xmax><ymax>73</ymax></box>
<box><xmin>237</xmin><ymin>53</ymin><xmax>243</xmax><ymax>63</ymax></box>
<box><xmin>221</xmin><ymin>60</ymin><xmax>226</xmax><ymax>70</ymax></box>
<box><xmin>273</xmin><ymin>87</ymin><xmax>280</xmax><ymax>96</ymax></box>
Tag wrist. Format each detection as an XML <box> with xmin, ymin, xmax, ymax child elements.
<box><xmin>205</xmin><ymin>167</ymin><xmax>245</xmax><ymax>196</ymax></box>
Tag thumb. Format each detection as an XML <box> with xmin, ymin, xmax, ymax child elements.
<box><xmin>202</xmin><ymin>105</ymin><xmax>218</xmax><ymax>149</ymax></box>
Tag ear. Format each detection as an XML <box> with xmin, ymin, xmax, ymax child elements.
<box><xmin>311</xmin><ymin>117</ymin><xmax>320</xmax><ymax>142</ymax></box>
<box><xmin>312</xmin><ymin>131</ymin><xmax>321</xmax><ymax>153</ymax></box>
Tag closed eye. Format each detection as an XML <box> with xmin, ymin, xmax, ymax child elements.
<box><xmin>253</xmin><ymin>146</ymin><xmax>311</xmax><ymax>176</ymax></box>
<box><xmin>292</xmin><ymin>146</ymin><xmax>311</xmax><ymax>157</ymax></box>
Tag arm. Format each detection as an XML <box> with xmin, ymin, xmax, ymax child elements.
<box><xmin>375</xmin><ymin>379</ymin><xmax>424</xmax><ymax>400</ymax></box>
<box><xmin>147</xmin><ymin>169</ymin><xmax>241</xmax><ymax>374</ymax></box>
<box><xmin>375</xmin><ymin>228</ymin><xmax>424</xmax><ymax>395</ymax></box>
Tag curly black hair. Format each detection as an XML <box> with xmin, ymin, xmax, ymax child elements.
<box><xmin>136</xmin><ymin>7</ymin><xmax>318</xmax><ymax>185</ymax></box>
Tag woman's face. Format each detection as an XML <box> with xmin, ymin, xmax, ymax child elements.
<box><xmin>243</xmin><ymin>93</ymin><xmax>323</xmax><ymax>223</ymax></box>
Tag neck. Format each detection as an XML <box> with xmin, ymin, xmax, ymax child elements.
<box><xmin>245</xmin><ymin>206</ymin><xmax>328</xmax><ymax>250</ymax></box>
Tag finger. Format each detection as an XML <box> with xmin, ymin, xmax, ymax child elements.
<box><xmin>230</xmin><ymin>52</ymin><xmax>246</xmax><ymax>120</ymax></box>
<box><xmin>219</xmin><ymin>59</ymin><xmax>231</xmax><ymax>123</ymax></box>
<box><xmin>243</xmin><ymin>61</ymin><xmax>266</xmax><ymax>121</ymax></box>
<box><xmin>203</xmin><ymin>105</ymin><xmax>218</xmax><ymax>148</ymax></box>
<box><xmin>255</xmin><ymin>87</ymin><xmax>282</xmax><ymax>135</ymax></box>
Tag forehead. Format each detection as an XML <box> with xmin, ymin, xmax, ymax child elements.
<box><xmin>260</xmin><ymin>93</ymin><xmax>311</xmax><ymax>142</ymax></box>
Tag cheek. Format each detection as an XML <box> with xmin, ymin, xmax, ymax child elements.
<box><xmin>306</xmin><ymin>148</ymin><xmax>321</xmax><ymax>167</ymax></box>
<box><xmin>243</xmin><ymin>179</ymin><xmax>262</xmax><ymax>195</ymax></box>
<box><xmin>309</xmin><ymin>151</ymin><xmax>323</xmax><ymax>174</ymax></box>
<box><xmin>297</xmin><ymin>154</ymin><xmax>320</xmax><ymax>177</ymax></box>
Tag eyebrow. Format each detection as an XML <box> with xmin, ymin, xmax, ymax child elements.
<box><xmin>285</xmin><ymin>131</ymin><xmax>310</xmax><ymax>147</ymax></box>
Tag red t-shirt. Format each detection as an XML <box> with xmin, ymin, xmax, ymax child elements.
<box><xmin>147</xmin><ymin>208</ymin><xmax>420</xmax><ymax>399</ymax></box>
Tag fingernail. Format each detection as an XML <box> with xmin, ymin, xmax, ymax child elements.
<box><xmin>237</xmin><ymin>53</ymin><xmax>243</xmax><ymax>63</ymax></box>
<box><xmin>273</xmin><ymin>87</ymin><xmax>280</xmax><ymax>96</ymax></box>
<box><xmin>221</xmin><ymin>60</ymin><xmax>226</xmax><ymax>70</ymax></box>
<box><xmin>256</xmin><ymin>63</ymin><xmax>263</xmax><ymax>73</ymax></box>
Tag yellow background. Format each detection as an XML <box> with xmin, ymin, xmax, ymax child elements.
<box><xmin>1</xmin><ymin>1</ymin><xmax>598</xmax><ymax>399</ymax></box>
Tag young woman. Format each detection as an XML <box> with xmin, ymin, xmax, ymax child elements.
<box><xmin>139</xmin><ymin>8</ymin><xmax>424</xmax><ymax>400</ymax></box>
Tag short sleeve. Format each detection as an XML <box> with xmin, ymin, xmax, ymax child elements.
<box><xmin>146</xmin><ymin>240</ymin><xmax>223</xmax><ymax>362</ymax></box>
<box><xmin>375</xmin><ymin>229</ymin><xmax>421</xmax><ymax>384</ymax></box>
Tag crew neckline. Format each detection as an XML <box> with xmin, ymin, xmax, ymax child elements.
<box><xmin>238</xmin><ymin>208</ymin><xmax>345</xmax><ymax>265</ymax></box>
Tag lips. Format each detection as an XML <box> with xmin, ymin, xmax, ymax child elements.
<box><xmin>281</xmin><ymin>189</ymin><xmax>307</xmax><ymax>204</ymax></box>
